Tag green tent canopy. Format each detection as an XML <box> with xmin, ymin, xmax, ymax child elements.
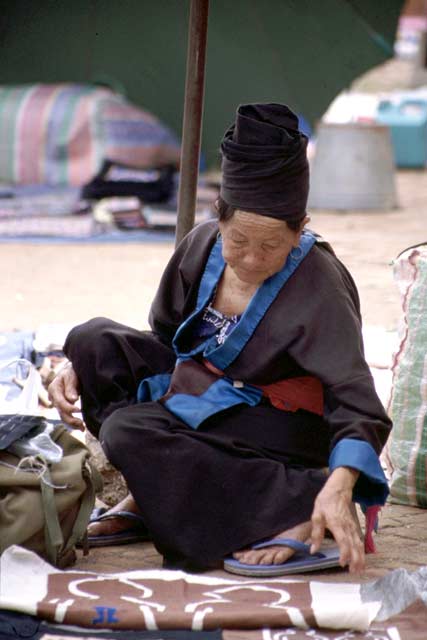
<box><xmin>0</xmin><ymin>0</ymin><xmax>403</xmax><ymax>167</ymax></box>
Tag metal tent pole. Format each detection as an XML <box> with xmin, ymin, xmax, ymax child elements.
<box><xmin>175</xmin><ymin>0</ymin><xmax>209</xmax><ymax>247</ymax></box>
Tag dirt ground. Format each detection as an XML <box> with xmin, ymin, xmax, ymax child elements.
<box><xmin>1</xmin><ymin>170</ymin><xmax>426</xmax><ymax>334</ymax></box>
<box><xmin>1</xmin><ymin>168</ymin><xmax>427</xmax><ymax>585</ymax></box>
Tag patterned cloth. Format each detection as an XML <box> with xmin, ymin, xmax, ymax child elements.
<box><xmin>1</xmin><ymin>546</ymin><xmax>427</xmax><ymax>637</ymax></box>
<box><xmin>0</xmin><ymin>546</ymin><xmax>379</xmax><ymax>632</ymax></box>
<box><xmin>198</xmin><ymin>304</ymin><xmax>240</xmax><ymax>345</ymax></box>
<box><xmin>0</xmin><ymin>213</ymin><xmax>101</xmax><ymax>238</ymax></box>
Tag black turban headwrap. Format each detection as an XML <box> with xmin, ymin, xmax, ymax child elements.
<box><xmin>220</xmin><ymin>103</ymin><xmax>309</xmax><ymax>222</ymax></box>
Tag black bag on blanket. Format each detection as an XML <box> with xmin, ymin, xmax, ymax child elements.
<box><xmin>81</xmin><ymin>159</ymin><xmax>176</xmax><ymax>202</ymax></box>
<box><xmin>0</xmin><ymin>418</ymin><xmax>102</xmax><ymax>568</ymax></box>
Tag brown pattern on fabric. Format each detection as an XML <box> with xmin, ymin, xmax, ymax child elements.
<box><xmin>0</xmin><ymin>548</ymin><xmax>384</xmax><ymax>633</ymax></box>
<box><xmin>36</xmin><ymin>571</ymin><xmax>315</xmax><ymax>630</ymax></box>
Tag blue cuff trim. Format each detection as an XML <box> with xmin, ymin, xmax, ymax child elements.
<box><xmin>329</xmin><ymin>438</ymin><xmax>389</xmax><ymax>507</ymax></box>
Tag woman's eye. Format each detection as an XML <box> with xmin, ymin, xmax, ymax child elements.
<box><xmin>262</xmin><ymin>244</ymin><xmax>280</xmax><ymax>251</ymax></box>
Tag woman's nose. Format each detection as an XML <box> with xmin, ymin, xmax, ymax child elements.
<box><xmin>242</xmin><ymin>249</ymin><xmax>265</xmax><ymax>267</ymax></box>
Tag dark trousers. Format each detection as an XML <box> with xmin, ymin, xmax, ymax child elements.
<box><xmin>65</xmin><ymin>317</ymin><xmax>328</xmax><ymax>569</ymax></box>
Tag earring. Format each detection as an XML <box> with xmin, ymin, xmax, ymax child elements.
<box><xmin>290</xmin><ymin>246</ymin><xmax>303</xmax><ymax>260</ymax></box>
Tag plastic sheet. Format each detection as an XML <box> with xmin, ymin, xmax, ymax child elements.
<box><xmin>7</xmin><ymin>420</ymin><xmax>62</xmax><ymax>464</ymax></box>
<box><xmin>387</xmin><ymin>242</ymin><xmax>427</xmax><ymax>507</ymax></box>
<box><xmin>0</xmin><ymin>359</ymin><xmax>62</xmax><ymax>464</ymax></box>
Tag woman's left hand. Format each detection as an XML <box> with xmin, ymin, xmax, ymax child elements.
<box><xmin>310</xmin><ymin>467</ymin><xmax>365</xmax><ymax>573</ymax></box>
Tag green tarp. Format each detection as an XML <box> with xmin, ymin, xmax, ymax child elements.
<box><xmin>0</xmin><ymin>0</ymin><xmax>404</xmax><ymax>167</ymax></box>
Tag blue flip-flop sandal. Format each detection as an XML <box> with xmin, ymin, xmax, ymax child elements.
<box><xmin>223</xmin><ymin>537</ymin><xmax>342</xmax><ymax>577</ymax></box>
<box><xmin>83</xmin><ymin>509</ymin><xmax>152</xmax><ymax>547</ymax></box>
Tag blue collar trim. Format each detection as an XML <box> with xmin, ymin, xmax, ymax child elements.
<box><xmin>173</xmin><ymin>230</ymin><xmax>316</xmax><ymax>369</ymax></box>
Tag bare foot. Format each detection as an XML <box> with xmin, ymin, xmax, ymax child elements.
<box><xmin>232</xmin><ymin>505</ymin><xmax>363</xmax><ymax>566</ymax></box>
<box><xmin>88</xmin><ymin>494</ymin><xmax>141</xmax><ymax>537</ymax></box>
<box><xmin>232</xmin><ymin>521</ymin><xmax>312</xmax><ymax>566</ymax></box>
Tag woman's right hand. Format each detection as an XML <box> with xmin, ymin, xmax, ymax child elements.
<box><xmin>310</xmin><ymin>467</ymin><xmax>364</xmax><ymax>573</ymax></box>
<box><xmin>48</xmin><ymin>361</ymin><xmax>85</xmax><ymax>430</ymax></box>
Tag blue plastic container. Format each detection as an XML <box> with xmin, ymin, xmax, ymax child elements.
<box><xmin>376</xmin><ymin>99</ymin><xmax>427</xmax><ymax>168</ymax></box>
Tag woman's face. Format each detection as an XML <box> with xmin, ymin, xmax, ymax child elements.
<box><xmin>219</xmin><ymin>210</ymin><xmax>307</xmax><ymax>285</ymax></box>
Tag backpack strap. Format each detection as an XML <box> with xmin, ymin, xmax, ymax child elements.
<box><xmin>64</xmin><ymin>460</ymin><xmax>103</xmax><ymax>556</ymax></box>
<box><xmin>39</xmin><ymin>429</ymin><xmax>103</xmax><ymax>566</ymax></box>
<box><xmin>39</xmin><ymin>461</ymin><xmax>65</xmax><ymax>566</ymax></box>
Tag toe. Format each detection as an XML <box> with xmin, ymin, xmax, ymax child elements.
<box><xmin>232</xmin><ymin>544</ymin><xmax>298</xmax><ymax>566</ymax></box>
<box><xmin>272</xmin><ymin>547</ymin><xmax>294</xmax><ymax>565</ymax></box>
<box><xmin>87</xmin><ymin>515</ymin><xmax>132</xmax><ymax>537</ymax></box>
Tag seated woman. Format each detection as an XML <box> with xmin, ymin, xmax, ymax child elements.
<box><xmin>49</xmin><ymin>103</ymin><xmax>391</xmax><ymax>575</ymax></box>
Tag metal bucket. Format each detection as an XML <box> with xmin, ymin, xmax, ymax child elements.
<box><xmin>308</xmin><ymin>122</ymin><xmax>397</xmax><ymax>210</ymax></box>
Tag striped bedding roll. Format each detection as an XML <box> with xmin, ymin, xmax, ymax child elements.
<box><xmin>0</xmin><ymin>83</ymin><xmax>180</xmax><ymax>186</ymax></box>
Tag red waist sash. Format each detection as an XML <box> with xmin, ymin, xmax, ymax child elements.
<box><xmin>203</xmin><ymin>359</ymin><xmax>324</xmax><ymax>416</ymax></box>
<box><xmin>257</xmin><ymin>376</ymin><xmax>324</xmax><ymax>416</ymax></box>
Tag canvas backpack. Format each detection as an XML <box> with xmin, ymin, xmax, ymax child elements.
<box><xmin>0</xmin><ymin>420</ymin><xmax>102</xmax><ymax>568</ymax></box>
